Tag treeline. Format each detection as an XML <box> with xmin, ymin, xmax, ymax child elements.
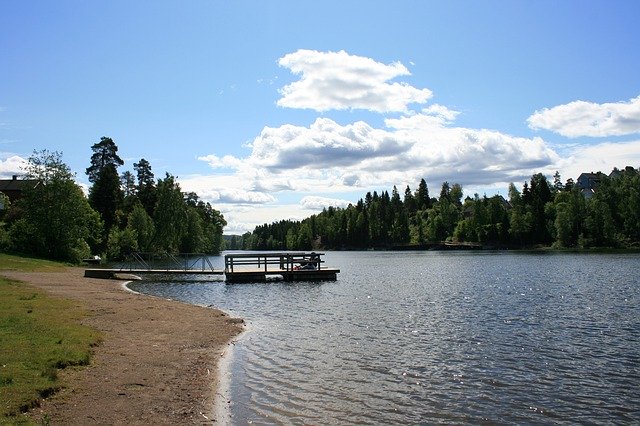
<box><xmin>0</xmin><ymin>137</ymin><xmax>226</xmax><ymax>263</ymax></box>
<box><xmin>232</xmin><ymin>168</ymin><xmax>640</xmax><ymax>250</ymax></box>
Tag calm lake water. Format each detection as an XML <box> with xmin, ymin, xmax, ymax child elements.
<box><xmin>129</xmin><ymin>251</ymin><xmax>639</xmax><ymax>424</ymax></box>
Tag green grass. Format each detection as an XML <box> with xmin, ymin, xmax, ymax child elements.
<box><xmin>0</xmin><ymin>255</ymin><xmax>101</xmax><ymax>423</ymax></box>
<box><xmin>0</xmin><ymin>253</ymin><xmax>67</xmax><ymax>273</ymax></box>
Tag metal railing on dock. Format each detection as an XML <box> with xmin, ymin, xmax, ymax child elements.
<box><xmin>118</xmin><ymin>252</ymin><xmax>218</xmax><ymax>272</ymax></box>
<box><xmin>84</xmin><ymin>252</ymin><xmax>223</xmax><ymax>279</ymax></box>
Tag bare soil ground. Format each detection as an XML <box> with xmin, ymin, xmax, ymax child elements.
<box><xmin>2</xmin><ymin>268</ymin><xmax>243</xmax><ymax>425</ymax></box>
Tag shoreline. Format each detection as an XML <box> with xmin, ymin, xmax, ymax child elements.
<box><xmin>121</xmin><ymin>279</ymin><xmax>244</xmax><ymax>424</ymax></box>
<box><xmin>2</xmin><ymin>267</ymin><xmax>243</xmax><ymax>424</ymax></box>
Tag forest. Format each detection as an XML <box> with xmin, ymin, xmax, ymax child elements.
<box><xmin>229</xmin><ymin>168</ymin><xmax>640</xmax><ymax>251</ymax></box>
<box><xmin>0</xmin><ymin>137</ymin><xmax>226</xmax><ymax>263</ymax></box>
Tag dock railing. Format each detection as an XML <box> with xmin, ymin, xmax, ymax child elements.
<box><xmin>117</xmin><ymin>252</ymin><xmax>217</xmax><ymax>272</ymax></box>
<box><xmin>224</xmin><ymin>252</ymin><xmax>325</xmax><ymax>273</ymax></box>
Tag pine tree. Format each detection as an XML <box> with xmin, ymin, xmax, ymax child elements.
<box><xmin>87</xmin><ymin>137</ymin><xmax>124</xmax><ymax>234</ymax></box>
<box><xmin>134</xmin><ymin>158</ymin><xmax>157</xmax><ymax>216</ymax></box>
<box><xmin>416</xmin><ymin>178</ymin><xmax>431</xmax><ymax>210</ymax></box>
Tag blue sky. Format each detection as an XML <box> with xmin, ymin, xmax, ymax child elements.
<box><xmin>2</xmin><ymin>1</ymin><xmax>640</xmax><ymax>233</ymax></box>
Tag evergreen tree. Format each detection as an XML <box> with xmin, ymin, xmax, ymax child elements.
<box><xmin>391</xmin><ymin>186</ymin><xmax>402</xmax><ymax>211</ymax></box>
<box><xmin>121</xmin><ymin>171</ymin><xmax>136</xmax><ymax>198</ymax></box>
<box><xmin>527</xmin><ymin>173</ymin><xmax>553</xmax><ymax>244</ymax></box>
<box><xmin>439</xmin><ymin>181</ymin><xmax>451</xmax><ymax>203</ymax></box>
<box><xmin>508</xmin><ymin>183</ymin><xmax>529</xmax><ymax>246</ymax></box>
<box><xmin>120</xmin><ymin>170</ymin><xmax>138</xmax><ymax>220</ymax></box>
<box><xmin>552</xmin><ymin>171</ymin><xmax>564</xmax><ymax>193</ymax></box>
<box><xmin>134</xmin><ymin>158</ymin><xmax>157</xmax><ymax>216</ymax></box>
<box><xmin>416</xmin><ymin>178</ymin><xmax>431</xmax><ymax>210</ymax></box>
<box><xmin>89</xmin><ymin>164</ymin><xmax>122</xmax><ymax>232</ymax></box>
<box><xmin>86</xmin><ymin>137</ymin><xmax>124</xmax><ymax>183</ymax></box>
<box><xmin>404</xmin><ymin>185</ymin><xmax>416</xmax><ymax>213</ymax></box>
<box><xmin>564</xmin><ymin>178</ymin><xmax>575</xmax><ymax>192</ymax></box>
<box><xmin>87</xmin><ymin>137</ymin><xmax>124</xmax><ymax>234</ymax></box>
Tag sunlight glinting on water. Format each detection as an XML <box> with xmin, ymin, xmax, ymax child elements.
<box><xmin>130</xmin><ymin>251</ymin><xmax>640</xmax><ymax>424</ymax></box>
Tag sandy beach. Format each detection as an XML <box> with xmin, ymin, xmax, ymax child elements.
<box><xmin>2</xmin><ymin>267</ymin><xmax>243</xmax><ymax>425</ymax></box>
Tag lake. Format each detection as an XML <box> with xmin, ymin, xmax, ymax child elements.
<box><xmin>129</xmin><ymin>251</ymin><xmax>639</xmax><ymax>424</ymax></box>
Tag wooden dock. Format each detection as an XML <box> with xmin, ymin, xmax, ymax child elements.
<box><xmin>84</xmin><ymin>252</ymin><xmax>339</xmax><ymax>283</ymax></box>
<box><xmin>224</xmin><ymin>252</ymin><xmax>340</xmax><ymax>283</ymax></box>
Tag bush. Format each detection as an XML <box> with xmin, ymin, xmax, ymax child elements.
<box><xmin>0</xmin><ymin>222</ymin><xmax>12</xmax><ymax>252</ymax></box>
<box><xmin>106</xmin><ymin>227</ymin><xmax>138</xmax><ymax>260</ymax></box>
<box><xmin>66</xmin><ymin>239</ymin><xmax>91</xmax><ymax>264</ymax></box>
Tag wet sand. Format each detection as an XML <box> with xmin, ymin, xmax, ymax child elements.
<box><xmin>2</xmin><ymin>268</ymin><xmax>243</xmax><ymax>425</ymax></box>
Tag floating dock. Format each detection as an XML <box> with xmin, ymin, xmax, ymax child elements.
<box><xmin>224</xmin><ymin>252</ymin><xmax>339</xmax><ymax>283</ymax></box>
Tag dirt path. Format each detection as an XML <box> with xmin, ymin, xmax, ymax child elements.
<box><xmin>2</xmin><ymin>268</ymin><xmax>243</xmax><ymax>425</ymax></box>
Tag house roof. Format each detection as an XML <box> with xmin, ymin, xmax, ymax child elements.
<box><xmin>0</xmin><ymin>176</ymin><xmax>40</xmax><ymax>192</ymax></box>
<box><xmin>577</xmin><ymin>172</ymin><xmax>601</xmax><ymax>180</ymax></box>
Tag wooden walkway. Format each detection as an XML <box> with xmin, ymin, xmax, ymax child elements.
<box><xmin>84</xmin><ymin>268</ymin><xmax>223</xmax><ymax>279</ymax></box>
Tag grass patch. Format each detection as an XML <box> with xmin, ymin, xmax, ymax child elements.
<box><xmin>0</xmin><ymin>253</ymin><xmax>67</xmax><ymax>273</ymax></box>
<box><xmin>0</xmin><ymin>275</ymin><xmax>101</xmax><ymax>422</ymax></box>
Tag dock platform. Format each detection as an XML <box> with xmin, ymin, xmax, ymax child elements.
<box><xmin>224</xmin><ymin>252</ymin><xmax>339</xmax><ymax>283</ymax></box>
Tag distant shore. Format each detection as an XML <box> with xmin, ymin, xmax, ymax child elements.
<box><xmin>2</xmin><ymin>267</ymin><xmax>243</xmax><ymax>424</ymax></box>
<box><xmin>331</xmin><ymin>243</ymin><xmax>640</xmax><ymax>252</ymax></box>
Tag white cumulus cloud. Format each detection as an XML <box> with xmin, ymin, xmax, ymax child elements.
<box><xmin>384</xmin><ymin>109</ymin><xmax>560</xmax><ymax>185</ymax></box>
<box><xmin>0</xmin><ymin>155</ymin><xmax>28</xmax><ymax>178</ymax></box>
<box><xmin>249</xmin><ymin>118</ymin><xmax>409</xmax><ymax>171</ymax></box>
<box><xmin>277</xmin><ymin>49</ymin><xmax>432</xmax><ymax>113</ymax></box>
<box><xmin>527</xmin><ymin>95</ymin><xmax>640</xmax><ymax>138</ymax></box>
<box><xmin>198</xmin><ymin>106</ymin><xmax>561</xmax><ymax>202</ymax></box>
<box><xmin>178</xmin><ymin>174</ymin><xmax>276</xmax><ymax>205</ymax></box>
<box><xmin>217</xmin><ymin>189</ymin><xmax>276</xmax><ymax>204</ymax></box>
<box><xmin>300</xmin><ymin>196</ymin><xmax>352</xmax><ymax>210</ymax></box>
<box><xmin>197</xmin><ymin>154</ymin><xmax>243</xmax><ymax>169</ymax></box>
<box><xmin>557</xmin><ymin>139</ymin><xmax>640</xmax><ymax>182</ymax></box>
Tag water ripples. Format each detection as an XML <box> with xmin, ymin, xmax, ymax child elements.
<box><xmin>131</xmin><ymin>251</ymin><xmax>640</xmax><ymax>424</ymax></box>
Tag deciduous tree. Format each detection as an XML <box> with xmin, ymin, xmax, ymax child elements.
<box><xmin>153</xmin><ymin>173</ymin><xmax>187</xmax><ymax>252</ymax></box>
<box><xmin>12</xmin><ymin>150</ymin><xmax>103</xmax><ymax>262</ymax></box>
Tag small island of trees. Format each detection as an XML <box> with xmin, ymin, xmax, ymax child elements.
<box><xmin>0</xmin><ymin>137</ymin><xmax>226</xmax><ymax>263</ymax></box>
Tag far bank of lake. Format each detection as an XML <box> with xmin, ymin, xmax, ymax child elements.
<box><xmin>130</xmin><ymin>251</ymin><xmax>640</xmax><ymax>424</ymax></box>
